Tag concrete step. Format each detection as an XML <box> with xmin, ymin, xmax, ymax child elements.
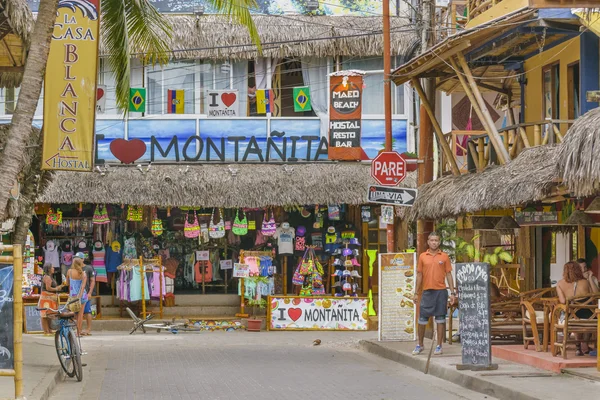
<box><xmin>99</xmin><ymin>294</ymin><xmax>240</xmax><ymax>307</ymax></box>
<box><xmin>100</xmin><ymin>305</ymin><xmax>240</xmax><ymax>318</ymax></box>
<box><xmin>89</xmin><ymin>317</ymin><xmax>248</xmax><ymax>332</ymax></box>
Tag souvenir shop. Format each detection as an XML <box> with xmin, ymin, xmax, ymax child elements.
<box><xmin>30</xmin><ymin>202</ymin><xmax>376</xmax><ymax>306</ymax></box>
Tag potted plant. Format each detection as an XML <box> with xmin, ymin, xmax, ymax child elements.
<box><xmin>401</xmin><ymin>151</ymin><xmax>418</xmax><ymax>172</ymax></box>
<box><xmin>246</xmin><ymin>296</ymin><xmax>267</xmax><ymax>332</ymax></box>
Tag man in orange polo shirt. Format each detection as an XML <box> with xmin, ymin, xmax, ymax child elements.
<box><xmin>413</xmin><ymin>232</ymin><xmax>456</xmax><ymax>356</ymax></box>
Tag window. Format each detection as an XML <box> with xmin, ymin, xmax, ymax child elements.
<box><xmin>145</xmin><ymin>60</ymin><xmax>246</xmax><ymax>115</ymax></box>
<box><xmin>342</xmin><ymin>57</ymin><xmax>405</xmax><ymax>115</ymax></box>
<box><xmin>542</xmin><ymin>63</ymin><xmax>560</xmax><ymax>120</ymax></box>
<box><xmin>567</xmin><ymin>62</ymin><xmax>580</xmax><ymax>120</ymax></box>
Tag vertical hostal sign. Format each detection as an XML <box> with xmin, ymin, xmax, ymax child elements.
<box><xmin>42</xmin><ymin>0</ymin><xmax>100</xmax><ymax>171</ymax></box>
<box><xmin>328</xmin><ymin>74</ymin><xmax>363</xmax><ymax>160</ymax></box>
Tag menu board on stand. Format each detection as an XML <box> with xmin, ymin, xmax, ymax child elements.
<box><xmin>378</xmin><ymin>253</ymin><xmax>416</xmax><ymax>341</ymax></box>
<box><xmin>455</xmin><ymin>262</ymin><xmax>498</xmax><ymax>370</ymax></box>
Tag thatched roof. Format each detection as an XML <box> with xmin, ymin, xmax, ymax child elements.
<box><xmin>557</xmin><ymin>107</ymin><xmax>600</xmax><ymax>197</ymax></box>
<box><xmin>0</xmin><ymin>124</ymin><xmax>53</xmax><ymax>220</ymax></box>
<box><xmin>0</xmin><ymin>0</ymin><xmax>33</xmax><ymax>88</ymax></box>
<box><xmin>38</xmin><ymin>163</ymin><xmax>417</xmax><ymax>208</ymax></box>
<box><xmin>405</xmin><ymin>146</ymin><xmax>560</xmax><ymax>221</ymax></box>
<box><xmin>104</xmin><ymin>15</ymin><xmax>417</xmax><ymax>60</ymax></box>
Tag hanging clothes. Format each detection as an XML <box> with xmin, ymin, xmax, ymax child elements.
<box><xmin>43</xmin><ymin>240</ymin><xmax>61</xmax><ymax>270</ymax></box>
<box><xmin>106</xmin><ymin>241</ymin><xmax>122</xmax><ymax>274</ymax></box>
<box><xmin>130</xmin><ymin>267</ymin><xmax>149</xmax><ymax>302</ymax></box>
<box><xmin>150</xmin><ymin>267</ymin><xmax>166</xmax><ymax>298</ymax></box>
<box><xmin>123</xmin><ymin>237</ymin><xmax>137</xmax><ymax>260</ymax></box>
<box><xmin>92</xmin><ymin>242</ymin><xmax>107</xmax><ymax>283</ymax></box>
<box><xmin>194</xmin><ymin>261</ymin><xmax>213</xmax><ymax>283</ymax></box>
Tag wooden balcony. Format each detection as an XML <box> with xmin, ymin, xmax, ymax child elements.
<box><xmin>441</xmin><ymin>119</ymin><xmax>574</xmax><ymax>174</ymax></box>
<box><xmin>465</xmin><ymin>0</ymin><xmax>600</xmax><ymax>28</ymax></box>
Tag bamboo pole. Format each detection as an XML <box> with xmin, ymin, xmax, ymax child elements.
<box><xmin>534</xmin><ymin>124</ymin><xmax>541</xmax><ymax>146</ymax></box>
<box><xmin>411</xmin><ymin>78</ymin><xmax>461</xmax><ymax>175</ymax></box>
<box><xmin>519</xmin><ymin>127</ymin><xmax>531</xmax><ymax>148</ymax></box>
<box><xmin>468</xmin><ymin>141</ymin><xmax>480</xmax><ymax>171</ymax></box>
<box><xmin>13</xmin><ymin>244</ymin><xmax>23</xmax><ymax>399</ymax></box>
<box><xmin>478</xmin><ymin>137</ymin><xmax>485</xmax><ymax>169</ymax></box>
<box><xmin>139</xmin><ymin>256</ymin><xmax>145</xmax><ymax>319</ymax></box>
<box><xmin>159</xmin><ymin>264</ymin><xmax>163</xmax><ymax>319</ymax></box>
<box><xmin>454</xmin><ymin>54</ymin><xmax>511</xmax><ymax>164</ymax></box>
<box><xmin>553</xmin><ymin>124</ymin><xmax>564</xmax><ymax>142</ymax></box>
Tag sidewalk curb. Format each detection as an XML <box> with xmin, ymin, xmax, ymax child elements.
<box><xmin>359</xmin><ymin>340</ymin><xmax>539</xmax><ymax>400</ymax></box>
<box><xmin>29</xmin><ymin>367</ymin><xmax>63</xmax><ymax>400</ymax></box>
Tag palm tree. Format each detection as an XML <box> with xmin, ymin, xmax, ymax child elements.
<box><xmin>0</xmin><ymin>0</ymin><xmax>262</xmax><ymax>225</ymax></box>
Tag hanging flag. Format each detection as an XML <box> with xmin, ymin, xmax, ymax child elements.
<box><xmin>256</xmin><ymin>89</ymin><xmax>273</xmax><ymax>114</ymax></box>
<box><xmin>293</xmin><ymin>86</ymin><xmax>312</xmax><ymax>112</ymax></box>
<box><xmin>167</xmin><ymin>89</ymin><xmax>185</xmax><ymax>114</ymax></box>
<box><xmin>129</xmin><ymin>88</ymin><xmax>146</xmax><ymax>112</ymax></box>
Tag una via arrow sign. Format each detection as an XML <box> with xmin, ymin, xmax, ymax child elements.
<box><xmin>367</xmin><ymin>185</ymin><xmax>417</xmax><ymax>207</ymax></box>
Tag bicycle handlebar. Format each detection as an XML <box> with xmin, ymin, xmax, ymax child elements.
<box><xmin>36</xmin><ymin>298</ymin><xmax>80</xmax><ymax>313</ymax></box>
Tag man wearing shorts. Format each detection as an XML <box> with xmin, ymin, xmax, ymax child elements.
<box><xmin>80</xmin><ymin>253</ymin><xmax>96</xmax><ymax>336</ymax></box>
<box><xmin>413</xmin><ymin>232</ymin><xmax>456</xmax><ymax>356</ymax></box>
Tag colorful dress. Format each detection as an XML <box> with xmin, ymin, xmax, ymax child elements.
<box><xmin>92</xmin><ymin>246</ymin><xmax>107</xmax><ymax>283</ymax></box>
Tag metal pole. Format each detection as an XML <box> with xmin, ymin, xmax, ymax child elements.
<box><xmin>139</xmin><ymin>257</ymin><xmax>145</xmax><ymax>319</ymax></box>
<box><xmin>13</xmin><ymin>244</ymin><xmax>23</xmax><ymax>398</ymax></box>
<box><xmin>383</xmin><ymin>0</ymin><xmax>396</xmax><ymax>254</ymax></box>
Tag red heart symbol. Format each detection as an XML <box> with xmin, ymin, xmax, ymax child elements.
<box><xmin>109</xmin><ymin>139</ymin><xmax>147</xmax><ymax>164</ymax></box>
<box><xmin>97</xmin><ymin>87</ymin><xmax>104</xmax><ymax>100</ymax></box>
<box><xmin>288</xmin><ymin>308</ymin><xmax>302</xmax><ymax>322</ymax></box>
<box><xmin>221</xmin><ymin>92</ymin><xmax>237</xmax><ymax>108</ymax></box>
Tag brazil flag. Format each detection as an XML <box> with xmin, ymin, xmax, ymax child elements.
<box><xmin>129</xmin><ymin>88</ymin><xmax>146</xmax><ymax>112</ymax></box>
<box><xmin>293</xmin><ymin>87</ymin><xmax>312</xmax><ymax>112</ymax></box>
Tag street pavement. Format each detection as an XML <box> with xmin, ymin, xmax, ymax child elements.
<box><xmin>46</xmin><ymin>331</ymin><xmax>495</xmax><ymax>400</ymax></box>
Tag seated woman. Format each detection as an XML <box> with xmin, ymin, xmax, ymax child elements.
<box><xmin>556</xmin><ymin>261</ymin><xmax>592</xmax><ymax>356</ymax></box>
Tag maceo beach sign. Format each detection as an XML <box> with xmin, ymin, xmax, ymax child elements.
<box><xmin>328</xmin><ymin>74</ymin><xmax>363</xmax><ymax>161</ymax></box>
<box><xmin>42</xmin><ymin>0</ymin><xmax>100</xmax><ymax>171</ymax></box>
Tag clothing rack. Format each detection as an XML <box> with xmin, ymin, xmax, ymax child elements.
<box><xmin>237</xmin><ymin>250</ymin><xmax>274</xmax><ymax>317</ymax></box>
<box><xmin>140</xmin><ymin>256</ymin><xmax>163</xmax><ymax>320</ymax></box>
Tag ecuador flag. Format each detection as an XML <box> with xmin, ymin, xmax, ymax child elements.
<box><xmin>167</xmin><ymin>89</ymin><xmax>185</xmax><ymax>114</ymax></box>
<box><xmin>256</xmin><ymin>89</ymin><xmax>273</xmax><ymax>114</ymax></box>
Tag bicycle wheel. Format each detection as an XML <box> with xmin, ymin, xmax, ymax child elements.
<box><xmin>55</xmin><ymin>329</ymin><xmax>75</xmax><ymax>377</ymax></box>
<box><xmin>68</xmin><ymin>329</ymin><xmax>83</xmax><ymax>382</ymax></box>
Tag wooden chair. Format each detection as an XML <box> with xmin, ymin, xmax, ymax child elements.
<box><xmin>520</xmin><ymin>288</ymin><xmax>556</xmax><ymax>351</ymax></box>
<box><xmin>551</xmin><ymin>293</ymin><xmax>600</xmax><ymax>359</ymax></box>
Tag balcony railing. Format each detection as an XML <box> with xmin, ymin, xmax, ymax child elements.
<box><xmin>441</xmin><ymin>119</ymin><xmax>574</xmax><ymax>174</ymax></box>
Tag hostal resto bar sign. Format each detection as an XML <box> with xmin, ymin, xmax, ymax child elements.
<box><xmin>42</xmin><ymin>0</ymin><xmax>100</xmax><ymax>171</ymax></box>
<box><xmin>328</xmin><ymin>74</ymin><xmax>363</xmax><ymax>160</ymax></box>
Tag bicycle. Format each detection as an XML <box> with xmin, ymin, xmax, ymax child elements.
<box><xmin>38</xmin><ymin>299</ymin><xmax>84</xmax><ymax>382</ymax></box>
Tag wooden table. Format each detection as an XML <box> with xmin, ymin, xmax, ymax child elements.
<box><xmin>542</xmin><ymin>297</ymin><xmax>559</xmax><ymax>352</ymax></box>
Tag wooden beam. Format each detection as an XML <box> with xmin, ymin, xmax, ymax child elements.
<box><xmin>1</xmin><ymin>38</ymin><xmax>16</xmax><ymax>67</ymax></box>
<box><xmin>477</xmin><ymin>82</ymin><xmax>510</xmax><ymax>95</ymax></box>
<box><xmin>468</xmin><ymin>140</ymin><xmax>480</xmax><ymax>172</ymax></box>
<box><xmin>411</xmin><ymin>78</ymin><xmax>461</xmax><ymax>176</ymax></box>
<box><xmin>519</xmin><ymin>127</ymin><xmax>531</xmax><ymax>148</ymax></box>
<box><xmin>0</xmin><ymin>66</ymin><xmax>23</xmax><ymax>73</ymax></box>
<box><xmin>455</xmin><ymin>53</ymin><xmax>511</xmax><ymax>164</ymax></box>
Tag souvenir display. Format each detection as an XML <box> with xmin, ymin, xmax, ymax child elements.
<box><xmin>127</xmin><ymin>205</ymin><xmax>143</xmax><ymax>222</ymax></box>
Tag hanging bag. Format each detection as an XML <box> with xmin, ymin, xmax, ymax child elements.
<box><xmin>208</xmin><ymin>208</ymin><xmax>226</xmax><ymax>239</ymax></box>
<box><xmin>184</xmin><ymin>211</ymin><xmax>200</xmax><ymax>238</ymax></box>
<box><xmin>151</xmin><ymin>210</ymin><xmax>163</xmax><ymax>236</ymax></box>
<box><xmin>46</xmin><ymin>208</ymin><xmax>62</xmax><ymax>226</ymax></box>
<box><xmin>261</xmin><ymin>209</ymin><xmax>277</xmax><ymax>236</ymax></box>
<box><xmin>127</xmin><ymin>205</ymin><xmax>143</xmax><ymax>222</ymax></box>
<box><xmin>93</xmin><ymin>205</ymin><xmax>110</xmax><ymax>225</ymax></box>
<box><xmin>232</xmin><ymin>210</ymin><xmax>248</xmax><ymax>236</ymax></box>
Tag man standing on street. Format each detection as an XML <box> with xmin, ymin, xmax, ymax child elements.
<box><xmin>413</xmin><ymin>232</ymin><xmax>456</xmax><ymax>356</ymax></box>
<box><xmin>79</xmin><ymin>252</ymin><xmax>96</xmax><ymax>336</ymax></box>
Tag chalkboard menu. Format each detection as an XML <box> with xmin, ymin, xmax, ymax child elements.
<box><xmin>455</xmin><ymin>262</ymin><xmax>497</xmax><ymax>371</ymax></box>
<box><xmin>0</xmin><ymin>264</ymin><xmax>14</xmax><ymax>369</ymax></box>
<box><xmin>24</xmin><ymin>304</ymin><xmax>43</xmax><ymax>333</ymax></box>
<box><xmin>378</xmin><ymin>253</ymin><xmax>416</xmax><ymax>341</ymax></box>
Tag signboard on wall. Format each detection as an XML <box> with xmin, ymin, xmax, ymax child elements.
<box><xmin>41</xmin><ymin>0</ymin><xmax>100</xmax><ymax>171</ymax></box>
<box><xmin>268</xmin><ymin>296</ymin><xmax>368</xmax><ymax>330</ymax></box>
<box><xmin>514</xmin><ymin>206</ymin><xmax>558</xmax><ymax>225</ymax></box>
<box><xmin>378</xmin><ymin>253</ymin><xmax>416</xmax><ymax>341</ymax></box>
<box><xmin>328</xmin><ymin>74</ymin><xmax>363</xmax><ymax>160</ymax></box>
<box><xmin>206</xmin><ymin>90</ymin><xmax>239</xmax><ymax>117</ymax></box>
<box><xmin>0</xmin><ymin>264</ymin><xmax>14</xmax><ymax>369</ymax></box>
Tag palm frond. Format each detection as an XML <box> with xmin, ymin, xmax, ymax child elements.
<box><xmin>210</xmin><ymin>0</ymin><xmax>262</xmax><ymax>53</ymax></box>
<box><xmin>101</xmin><ymin>0</ymin><xmax>129</xmax><ymax>113</ymax></box>
<box><xmin>102</xmin><ymin>0</ymin><xmax>172</xmax><ymax>113</ymax></box>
